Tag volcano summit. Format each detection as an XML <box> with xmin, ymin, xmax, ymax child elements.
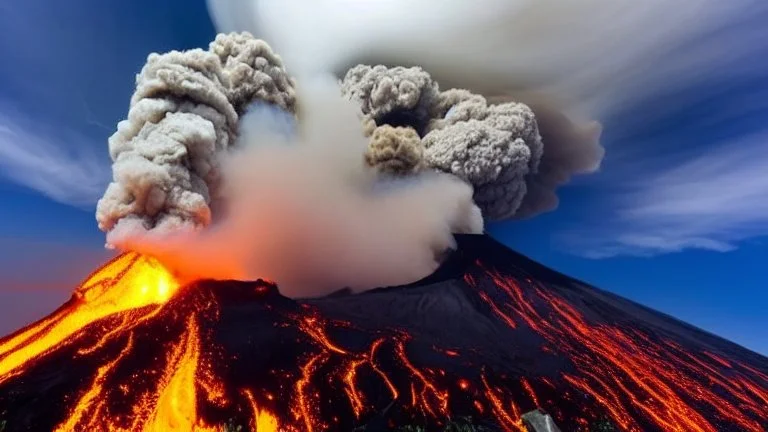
<box><xmin>0</xmin><ymin>234</ymin><xmax>766</xmax><ymax>431</ymax></box>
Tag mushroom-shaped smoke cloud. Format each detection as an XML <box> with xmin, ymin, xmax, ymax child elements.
<box><xmin>340</xmin><ymin>65</ymin><xmax>554</xmax><ymax>221</ymax></box>
<box><xmin>96</xmin><ymin>33</ymin><xmax>297</xmax><ymax>240</ymax></box>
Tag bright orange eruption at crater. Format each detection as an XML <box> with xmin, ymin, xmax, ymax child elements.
<box><xmin>0</xmin><ymin>253</ymin><xmax>179</xmax><ymax>381</ymax></box>
<box><xmin>0</xmin><ymin>253</ymin><xmax>280</xmax><ymax>431</ymax></box>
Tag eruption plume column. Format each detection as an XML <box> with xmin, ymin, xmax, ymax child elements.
<box><xmin>109</xmin><ymin>81</ymin><xmax>484</xmax><ymax>295</ymax></box>
<box><xmin>96</xmin><ymin>32</ymin><xmax>297</xmax><ymax>237</ymax></box>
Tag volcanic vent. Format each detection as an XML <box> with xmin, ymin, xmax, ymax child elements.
<box><xmin>1</xmin><ymin>235</ymin><xmax>767</xmax><ymax>431</ymax></box>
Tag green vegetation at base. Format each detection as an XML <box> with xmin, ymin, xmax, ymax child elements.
<box><xmin>223</xmin><ymin>418</ymin><xmax>245</xmax><ymax>432</ymax></box>
<box><xmin>589</xmin><ymin>418</ymin><xmax>618</xmax><ymax>432</ymax></box>
<box><xmin>390</xmin><ymin>416</ymin><xmax>495</xmax><ymax>432</ymax></box>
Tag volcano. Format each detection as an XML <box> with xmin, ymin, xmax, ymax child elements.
<box><xmin>0</xmin><ymin>235</ymin><xmax>766</xmax><ymax>432</ymax></box>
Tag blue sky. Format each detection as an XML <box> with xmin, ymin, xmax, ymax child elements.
<box><xmin>0</xmin><ymin>0</ymin><xmax>766</xmax><ymax>355</ymax></box>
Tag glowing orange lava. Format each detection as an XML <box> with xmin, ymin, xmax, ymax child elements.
<box><xmin>0</xmin><ymin>253</ymin><xmax>282</xmax><ymax>432</ymax></box>
<box><xmin>1</xmin><ymin>251</ymin><xmax>766</xmax><ymax>432</ymax></box>
<box><xmin>465</xmin><ymin>267</ymin><xmax>768</xmax><ymax>432</ymax></box>
<box><xmin>243</xmin><ymin>389</ymin><xmax>280</xmax><ymax>432</ymax></box>
<box><xmin>0</xmin><ymin>253</ymin><xmax>178</xmax><ymax>381</ymax></box>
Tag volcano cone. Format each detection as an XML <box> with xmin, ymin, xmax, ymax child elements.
<box><xmin>0</xmin><ymin>235</ymin><xmax>766</xmax><ymax>431</ymax></box>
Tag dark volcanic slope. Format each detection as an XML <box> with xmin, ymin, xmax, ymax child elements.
<box><xmin>0</xmin><ymin>234</ymin><xmax>766</xmax><ymax>432</ymax></box>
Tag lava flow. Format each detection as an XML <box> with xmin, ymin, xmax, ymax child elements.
<box><xmin>0</xmin><ymin>234</ymin><xmax>767</xmax><ymax>432</ymax></box>
<box><xmin>0</xmin><ymin>253</ymin><xmax>178</xmax><ymax>380</ymax></box>
<box><xmin>0</xmin><ymin>253</ymin><xmax>280</xmax><ymax>431</ymax></box>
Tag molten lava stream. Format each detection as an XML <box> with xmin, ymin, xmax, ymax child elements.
<box><xmin>55</xmin><ymin>313</ymin><xmax>273</xmax><ymax>432</ymax></box>
<box><xmin>0</xmin><ymin>253</ymin><xmax>179</xmax><ymax>382</ymax></box>
<box><xmin>471</xmin><ymin>266</ymin><xmax>768</xmax><ymax>432</ymax></box>
<box><xmin>243</xmin><ymin>389</ymin><xmax>280</xmax><ymax>432</ymax></box>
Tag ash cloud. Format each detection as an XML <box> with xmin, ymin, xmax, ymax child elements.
<box><xmin>206</xmin><ymin>0</ymin><xmax>617</xmax><ymax>218</ymax></box>
<box><xmin>340</xmin><ymin>65</ymin><xmax>546</xmax><ymax>221</ymax></box>
<box><xmin>96</xmin><ymin>33</ymin><xmax>297</xmax><ymax>235</ymax></box>
<box><xmin>106</xmin><ymin>79</ymin><xmax>483</xmax><ymax>297</ymax></box>
<box><xmin>98</xmin><ymin>32</ymin><xmax>603</xmax><ymax>294</ymax></box>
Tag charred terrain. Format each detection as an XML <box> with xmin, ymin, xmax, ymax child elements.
<box><xmin>0</xmin><ymin>234</ymin><xmax>766</xmax><ymax>431</ymax></box>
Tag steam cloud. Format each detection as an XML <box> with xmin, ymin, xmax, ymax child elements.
<box><xmin>108</xmin><ymin>80</ymin><xmax>483</xmax><ymax>296</ymax></box>
<box><xmin>206</xmin><ymin>0</ymin><xmax>750</xmax><ymax>115</ymax></box>
<box><xmin>205</xmin><ymin>0</ymin><xmax>624</xmax><ymax>218</ymax></box>
<box><xmin>97</xmin><ymin>31</ymin><xmax>598</xmax><ymax>294</ymax></box>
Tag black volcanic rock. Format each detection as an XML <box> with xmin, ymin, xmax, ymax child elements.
<box><xmin>0</xmin><ymin>234</ymin><xmax>766</xmax><ymax>432</ymax></box>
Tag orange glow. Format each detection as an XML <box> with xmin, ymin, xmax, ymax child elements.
<box><xmin>54</xmin><ymin>335</ymin><xmax>136</xmax><ymax>432</ymax></box>
<box><xmin>369</xmin><ymin>338</ymin><xmax>399</xmax><ymax>401</ymax></box>
<box><xmin>466</xmin><ymin>270</ymin><xmax>768</xmax><ymax>432</ymax></box>
<box><xmin>243</xmin><ymin>389</ymin><xmax>279</xmax><ymax>432</ymax></box>
<box><xmin>395</xmin><ymin>339</ymin><xmax>450</xmax><ymax>418</ymax></box>
<box><xmin>342</xmin><ymin>358</ymin><xmax>368</xmax><ymax>418</ymax></box>
<box><xmin>458</xmin><ymin>378</ymin><xmax>470</xmax><ymax>391</ymax></box>
<box><xmin>520</xmin><ymin>377</ymin><xmax>539</xmax><ymax>408</ymax></box>
<box><xmin>2</xmin><ymin>252</ymin><xmax>766</xmax><ymax>432</ymax></box>
<box><xmin>0</xmin><ymin>253</ymin><xmax>179</xmax><ymax>381</ymax></box>
<box><xmin>480</xmin><ymin>372</ymin><xmax>526</xmax><ymax>432</ymax></box>
<box><xmin>143</xmin><ymin>317</ymin><xmax>204</xmax><ymax>431</ymax></box>
<box><xmin>297</xmin><ymin>316</ymin><xmax>348</xmax><ymax>355</ymax></box>
<box><xmin>0</xmin><ymin>253</ymin><xmax>246</xmax><ymax>432</ymax></box>
<box><xmin>51</xmin><ymin>314</ymin><xmax>233</xmax><ymax>431</ymax></box>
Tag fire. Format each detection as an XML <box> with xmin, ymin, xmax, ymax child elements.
<box><xmin>242</xmin><ymin>389</ymin><xmax>279</xmax><ymax>432</ymax></box>
<box><xmin>54</xmin><ymin>335</ymin><xmax>136</xmax><ymax>432</ymax></box>
<box><xmin>0</xmin><ymin>253</ymin><xmax>178</xmax><ymax>380</ymax></box>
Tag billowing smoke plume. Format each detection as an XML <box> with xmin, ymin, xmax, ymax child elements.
<box><xmin>340</xmin><ymin>65</ymin><xmax>546</xmax><ymax>220</ymax></box>
<box><xmin>107</xmin><ymin>80</ymin><xmax>483</xmax><ymax>296</ymax></box>
<box><xmin>207</xmin><ymin>0</ymin><xmax>767</xmax><ymax>220</ymax></box>
<box><xmin>96</xmin><ymin>33</ymin><xmax>297</xmax><ymax>235</ymax></box>
<box><xmin>97</xmin><ymin>31</ymin><xmax>610</xmax><ymax>294</ymax></box>
<box><xmin>206</xmin><ymin>0</ymin><xmax>670</xmax><ymax>217</ymax></box>
<box><xmin>206</xmin><ymin>0</ymin><xmax>754</xmax><ymax>117</ymax></box>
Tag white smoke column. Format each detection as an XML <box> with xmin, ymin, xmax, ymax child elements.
<box><xmin>108</xmin><ymin>81</ymin><xmax>483</xmax><ymax>297</ymax></box>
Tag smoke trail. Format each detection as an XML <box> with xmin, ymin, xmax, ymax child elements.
<box><xmin>107</xmin><ymin>81</ymin><xmax>483</xmax><ymax>297</ymax></box>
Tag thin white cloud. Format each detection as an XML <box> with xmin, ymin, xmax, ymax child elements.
<box><xmin>564</xmin><ymin>133</ymin><xmax>768</xmax><ymax>258</ymax></box>
<box><xmin>0</xmin><ymin>105</ymin><xmax>110</xmax><ymax>208</ymax></box>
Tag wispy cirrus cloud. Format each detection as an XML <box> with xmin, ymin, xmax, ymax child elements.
<box><xmin>564</xmin><ymin>132</ymin><xmax>768</xmax><ymax>258</ymax></box>
<box><xmin>0</xmin><ymin>104</ymin><xmax>111</xmax><ymax>208</ymax></box>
